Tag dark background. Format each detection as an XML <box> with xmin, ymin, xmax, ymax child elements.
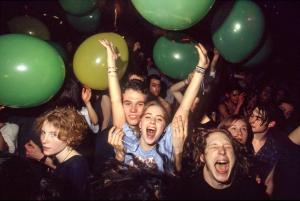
<box><xmin>1</xmin><ymin>0</ymin><xmax>300</xmax><ymax>81</ymax></box>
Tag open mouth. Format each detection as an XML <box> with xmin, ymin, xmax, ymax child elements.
<box><xmin>146</xmin><ymin>128</ymin><xmax>156</xmax><ymax>140</ymax></box>
<box><xmin>215</xmin><ymin>160</ymin><xmax>229</xmax><ymax>174</ymax></box>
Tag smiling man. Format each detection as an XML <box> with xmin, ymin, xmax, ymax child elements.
<box><xmin>182</xmin><ymin>129</ymin><xmax>267</xmax><ymax>200</ymax></box>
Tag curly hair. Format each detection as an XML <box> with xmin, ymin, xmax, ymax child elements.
<box><xmin>34</xmin><ymin>107</ymin><xmax>88</xmax><ymax>148</ymax></box>
<box><xmin>182</xmin><ymin>128</ymin><xmax>250</xmax><ymax>180</ymax></box>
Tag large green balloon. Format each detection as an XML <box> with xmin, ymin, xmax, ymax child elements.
<box><xmin>212</xmin><ymin>0</ymin><xmax>265</xmax><ymax>63</ymax></box>
<box><xmin>48</xmin><ymin>41</ymin><xmax>69</xmax><ymax>64</ymax></box>
<box><xmin>243</xmin><ymin>35</ymin><xmax>272</xmax><ymax>67</ymax></box>
<box><xmin>59</xmin><ymin>0</ymin><xmax>98</xmax><ymax>16</ymax></box>
<box><xmin>7</xmin><ymin>16</ymin><xmax>50</xmax><ymax>40</ymax></box>
<box><xmin>0</xmin><ymin>34</ymin><xmax>65</xmax><ymax>108</ymax></box>
<box><xmin>131</xmin><ymin>0</ymin><xmax>215</xmax><ymax>30</ymax></box>
<box><xmin>153</xmin><ymin>36</ymin><xmax>199</xmax><ymax>80</ymax></box>
<box><xmin>66</xmin><ymin>8</ymin><xmax>101</xmax><ymax>33</ymax></box>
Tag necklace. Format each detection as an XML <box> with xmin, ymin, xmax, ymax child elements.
<box><xmin>61</xmin><ymin>149</ymin><xmax>73</xmax><ymax>163</ymax></box>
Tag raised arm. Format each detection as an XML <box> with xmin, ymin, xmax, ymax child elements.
<box><xmin>168</xmin><ymin>73</ymin><xmax>193</xmax><ymax>104</ymax></box>
<box><xmin>99</xmin><ymin>40</ymin><xmax>126</xmax><ymax>128</ymax></box>
<box><xmin>82</xmin><ymin>86</ymin><xmax>98</xmax><ymax>126</ymax></box>
<box><xmin>173</xmin><ymin>43</ymin><xmax>210</xmax><ymax>124</ymax></box>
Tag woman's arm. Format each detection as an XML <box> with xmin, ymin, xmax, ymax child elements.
<box><xmin>99</xmin><ymin>40</ymin><xmax>126</xmax><ymax>128</ymax></box>
<box><xmin>82</xmin><ymin>86</ymin><xmax>98</xmax><ymax>125</ymax></box>
<box><xmin>173</xmin><ymin>43</ymin><xmax>210</xmax><ymax>125</ymax></box>
<box><xmin>172</xmin><ymin>115</ymin><xmax>188</xmax><ymax>172</ymax></box>
<box><xmin>25</xmin><ymin>140</ymin><xmax>56</xmax><ymax>169</ymax></box>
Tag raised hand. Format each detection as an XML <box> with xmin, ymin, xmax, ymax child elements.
<box><xmin>195</xmin><ymin>43</ymin><xmax>210</xmax><ymax>69</ymax></box>
<box><xmin>172</xmin><ymin>115</ymin><xmax>188</xmax><ymax>155</ymax></box>
<box><xmin>108</xmin><ymin>126</ymin><xmax>125</xmax><ymax>161</ymax></box>
<box><xmin>99</xmin><ymin>39</ymin><xmax>119</xmax><ymax>67</ymax></box>
<box><xmin>81</xmin><ymin>86</ymin><xmax>92</xmax><ymax>104</ymax></box>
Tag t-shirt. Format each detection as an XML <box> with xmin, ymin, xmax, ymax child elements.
<box><xmin>181</xmin><ymin>172</ymin><xmax>267</xmax><ymax>200</ymax></box>
<box><xmin>123</xmin><ymin>124</ymin><xmax>174</xmax><ymax>173</ymax></box>
<box><xmin>80</xmin><ymin>107</ymin><xmax>99</xmax><ymax>134</ymax></box>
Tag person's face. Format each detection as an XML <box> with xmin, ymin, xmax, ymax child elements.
<box><xmin>228</xmin><ymin>120</ymin><xmax>248</xmax><ymax>144</ymax></box>
<box><xmin>279</xmin><ymin>102</ymin><xmax>294</xmax><ymax>119</ymax></box>
<box><xmin>201</xmin><ymin>132</ymin><xmax>236</xmax><ymax>188</ymax></box>
<box><xmin>249</xmin><ymin>107</ymin><xmax>268</xmax><ymax>134</ymax></box>
<box><xmin>139</xmin><ymin>105</ymin><xmax>166</xmax><ymax>147</ymax></box>
<box><xmin>123</xmin><ymin>89</ymin><xmax>146</xmax><ymax>126</ymax></box>
<box><xmin>40</xmin><ymin>120</ymin><xmax>67</xmax><ymax>156</ymax></box>
<box><xmin>149</xmin><ymin>79</ymin><xmax>161</xmax><ymax>97</ymax></box>
<box><xmin>259</xmin><ymin>86</ymin><xmax>272</xmax><ymax>103</ymax></box>
<box><xmin>229</xmin><ymin>90</ymin><xmax>240</xmax><ymax>104</ymax></box>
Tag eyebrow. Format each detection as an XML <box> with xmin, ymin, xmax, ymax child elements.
<box><xmin>41</xmin><ymin>129</ymin><xmax>57</xmax><ymax>134</ymax></box>
<box><xmin>145</xmin><ymin>113</ymin><xmax>164</xmax><ymax>118</ymax></box>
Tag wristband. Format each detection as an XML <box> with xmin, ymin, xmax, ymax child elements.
<box><xmin>195</xmin><ymin>66</ymin><xmax>206</xmax><ymax>74</ymax></box>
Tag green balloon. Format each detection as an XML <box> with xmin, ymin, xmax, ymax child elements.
<box><xmin>59</xmin><ymin>0</ymin><xmax>98</xmax><ymax>16</ymax></box>
<box><xmin>7</xmin><ymin>15</ymin><xmax>50</xmax><ymax>40</ymax></box>
<box><xmin>0</xmin><ymin>34</ymin><xmax>65</xmax><ymax>108</ymax></box>
<box><xmin>243</xmin><ymin>35</ymin><xmax>272</xmax><ymax>67</ymax></box>
<box><xmin>48</xmin><ymin>41</ymin><xmax>69</xmax><ymax>64</ymax></box>
<box><xmin>131</xmin><ymin>0</ymin><xmax>215</xmax><ymax>30</ymax></box>
<box><xmin>212</xmin><ymin>0</ymin><xmax>265</xmax><ymax>63</ymax></box>
<box><xmin>153</xmin><ymin>36</ymin><xmax>199</xmax><ymax>80</ymax></box>
<box><xmin>66</xmin><ymin>8</ymin><xmax>101</xmax><ymax>33</ymax></box>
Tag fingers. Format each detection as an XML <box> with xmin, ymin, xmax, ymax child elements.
<box><xmin>108</xmin><ymin>126</ymin><xmax>124</xmax><ymax>150</ymax></box>
<box><xmin>195</xmin><ymin>43</ymin><xmax>209</xmax><ymax>68</ymax></box>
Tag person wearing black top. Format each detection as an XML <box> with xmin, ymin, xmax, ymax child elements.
<box><xmin>181</xmin><ymin>129</ymin><xmax>267</xmax><ymax>200</ymax></box>
<box><xmin>31</xmin><ymin>107</ymin><xmax>90</xmax><ymax>199</ymax></box>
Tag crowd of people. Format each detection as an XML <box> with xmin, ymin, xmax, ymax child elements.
<box><xmin>0</xmin><ymin>38</ymin><xmax>299</xmax><ymax>200</ymax></box>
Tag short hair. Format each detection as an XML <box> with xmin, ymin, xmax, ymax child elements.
<box><xmin>148</xmin><ymin>74</ymin><xmax>161</xmax><ymax>82</ymax></box>
<box><xmin>127</xmin><ymin>70</ymin><xmax>147</xmax><ymax>83</ymax></box>
<box><xmin>121</xmin><ymin>79</ymin><xmax>149</xmax><ymax>100</ymax></box>
<box><xmin>34</xmin><ymin>107</ymin><xmax>88</xmax><ymax>148</ymax></box>
<box><xmin>253</xmin><ymin>103</ymin><xmax>285</xmax><ymax>127</ymax></box>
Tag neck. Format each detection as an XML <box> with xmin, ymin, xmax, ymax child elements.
<box><xmin>253</xmin><ymin>130</ymin><xmax>268</xmax><ymax>141</ymax></box>
<box><xmin>56</xmin><ymin>146</ymin><xmax>75</xmax><ymax>163</ymax></box>
<box><xmin>140</xmin><ymin>139</ymin><xmax>155</xmax><ymax>151</ymax></box>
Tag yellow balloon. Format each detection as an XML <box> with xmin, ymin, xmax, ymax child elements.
<box><xmin>73</xmin><ymin>32</ymin><xmax>128</xmax><ymax>90</ymax></box>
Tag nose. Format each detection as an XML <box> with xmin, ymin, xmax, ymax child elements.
<box><xmin>218</xmin><ymin>146</ymin><xmax>226</xmax><ymax>155</ymax></box>
<box><xmin>40</xmin><ymin>133</ymin><xmax>48</xmax><ymax>144</ymax></box>
<box><xmin>149</xmin><ymin>117</ymin><xmax>156</xmax><ymax>124</ymax></box>
<box><xmin>130</xmin><ymin>105</ymin><xmax>137</xmax><ymax>113</ymax></box>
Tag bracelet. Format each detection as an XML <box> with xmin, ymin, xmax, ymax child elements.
<box><xmin>107</xmin><ymin>66</ymin><xmax>118</xmax><ymax>73</ymax></box>
<box><xmin>195</xmin><ymin>66</ymin><xmax>206</xmax><ymax>74</ymax></box>
<box><xmin>39</xmin><ymin>155</ymin><xmax>47</xmax><ymax>163</ymax></box>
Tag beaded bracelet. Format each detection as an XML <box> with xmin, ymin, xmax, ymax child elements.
<box><xmin>195</xmin><ymin>66</ymin><xmax>206</xmax><ymax>74</ymax></box>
